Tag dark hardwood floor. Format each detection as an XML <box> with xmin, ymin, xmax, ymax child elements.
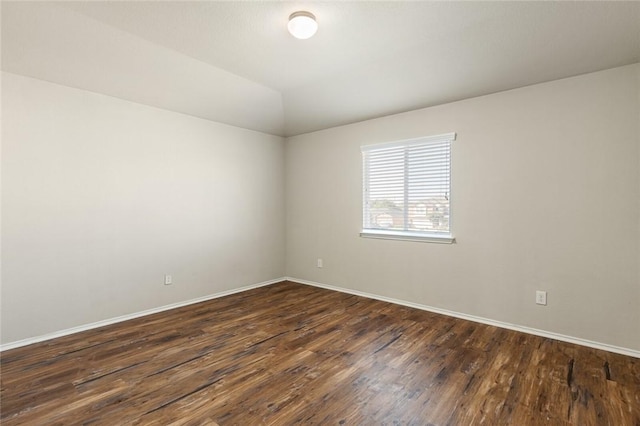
<box><xmin>1</xmin><ymin>281</ymin><xmax>638</xmax><ymax>425</ymax></box>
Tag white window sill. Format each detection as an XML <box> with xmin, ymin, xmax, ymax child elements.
<box><xmin>360</xmin><ymin>230</ymin><xmax>456</xmax><ymax>244</ymax></box>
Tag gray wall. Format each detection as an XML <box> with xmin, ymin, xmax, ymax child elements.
<box><xmin>2</xmin><ymin>64</ymin><xmax>639</xmax><ymax>352</ymax></box>
<box><xmin>285</xmin><ymin>64</ymin><xmax>640</xmax><ymax>351</ymax></box>
<box><xmin>1</xmin><ymin>72</ymin><xmax>285</xmax><ymax>344</ymax></box>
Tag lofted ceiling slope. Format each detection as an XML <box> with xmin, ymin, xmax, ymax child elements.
<box><xmin>2</xmin><ymin>1</ymin><xmax>639</xmax><ymax>137</ymax></box>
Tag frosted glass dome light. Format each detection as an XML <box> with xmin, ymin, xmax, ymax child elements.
<box><xmin>288</xmin><ymin>11</ymin><xmax>318</xmax><ymax>40</ymax></box>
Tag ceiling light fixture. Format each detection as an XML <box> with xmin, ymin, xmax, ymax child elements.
<box><xmin>288</xmin><ymin>11</ymin><xmax>318</xmax><ymax>40</ymax></box>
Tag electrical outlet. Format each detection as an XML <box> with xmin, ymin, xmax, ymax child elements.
<box><xmin>317</xmin><ymin>258</ymin><xmax>323</xmax><ymax>268</ymax></box>
<box><xmin>536</xmin><ymin>290</ymin><xmax>547</xmax><ymax>305</ymax></box>
<box><xmin>164</xmin><ymin>274</ymin><xmax>172</xmax><ymax>285</ymax></box>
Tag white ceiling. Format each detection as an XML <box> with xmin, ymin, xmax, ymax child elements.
<box><xmin>2</xmin><ymin>1</ymin><xmax>639</xmax><ymax>136</ymax></box>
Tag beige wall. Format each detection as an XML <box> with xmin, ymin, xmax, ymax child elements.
<box><xmin>286</xmin><ymin>64</ymin><xmax>640</xmax><ymax>351</ymax></box>
<box><xmin>1</xmin><ymin>72</ymin><xmax>285</xmax><ymax>344</ymax></box>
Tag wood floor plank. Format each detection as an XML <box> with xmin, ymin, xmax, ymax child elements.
<box><xmin>1</xmin><ymin>281</ymin><xmax>638</xmax><ymax>425</ymax></box>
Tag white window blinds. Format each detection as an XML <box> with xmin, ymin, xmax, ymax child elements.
<box><xmin>361</xmin><ymin>133</ymin><xmax>455</xmax><ymax>243</ymax></box>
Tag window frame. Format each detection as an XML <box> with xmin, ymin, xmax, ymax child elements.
<box><xmin>360</xmin><ymin>132</ymin><xmax>456</xmax><ymax>244</ymax></box>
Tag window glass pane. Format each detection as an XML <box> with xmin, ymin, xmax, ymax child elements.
<box><xmin>362</xmin><ymin>133</ymin><xmax>454</xmax><ymax>239</ymax></box>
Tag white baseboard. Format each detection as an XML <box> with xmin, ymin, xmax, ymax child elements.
<box><xmin>0</xmin><ymin>277</ymin><xmax>286</xmax><ymax>352</ymax></box>
<box><xmin>286</xmin><ymin>277</ymin><xmax>640</xmax><ymax>359</ymax></box>
<box><xmin>4</xmin><ymin>276</ymin><xmax>638</xmax><ymax>358</ymax></box>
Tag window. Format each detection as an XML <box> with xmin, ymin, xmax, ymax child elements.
<box><xmin>361</xmin><ymin>133</ymin><xmax>456</xmax><ymax>243</ymax></box>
